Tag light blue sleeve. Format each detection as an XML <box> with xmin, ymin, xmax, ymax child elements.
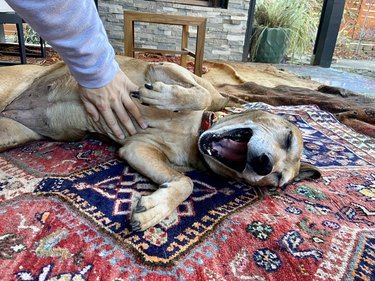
<box><xmin>5</xmin><ymin>0</ymin><xmax>119</xmax><ymax>88</ymax></box>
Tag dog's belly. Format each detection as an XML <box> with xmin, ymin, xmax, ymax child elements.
<box><xmin>1</xmin><ymin>70</ymin><xmax>87</xmax><ymax>140</ymax></box>
<box><xmin>2</xmin><ymin>82</ymin><xmax>52</xmax><ymax>133</ymax></box>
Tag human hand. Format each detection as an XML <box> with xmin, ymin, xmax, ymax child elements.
<box><xmin>79</xmin><ymin>70</ymin><xmax>147</xmax><ymax>139</ymax></box>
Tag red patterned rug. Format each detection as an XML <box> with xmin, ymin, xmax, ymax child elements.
<box><xmin>0</xmin><ymin>103</ymin><xmax>374</xmax><ymax>281</ymax></box>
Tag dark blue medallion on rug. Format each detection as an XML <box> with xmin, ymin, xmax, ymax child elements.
<box><xmin>33</xmin><ymin>155</ymin><xmax>260</xmax><ymax>266</ymax></box>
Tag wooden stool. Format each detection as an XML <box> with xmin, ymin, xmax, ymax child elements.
<box><xmin>124</xmin><ymin>11</ymin><xmax>207</xmax><ymax>76</ymax></box>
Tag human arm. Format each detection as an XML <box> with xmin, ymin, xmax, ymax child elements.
<box><xmin>5</xmin><ymin>0</ymin><xmax>146</xmax><ymax>137</ymax></box>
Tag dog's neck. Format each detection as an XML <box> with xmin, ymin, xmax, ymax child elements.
<box><xmin>199</xmin><ymin>111</ymin><xmax>216</xmax><ymax>135</ymax></box>
<box><xmin>200</xmin><ymin>107</ymin><xmax>246</xmax><ymax>135</ymax></box>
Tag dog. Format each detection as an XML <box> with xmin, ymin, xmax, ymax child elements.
<box><xmin>0</xmin><ymin>56</ymin><xmax>320</xmax><ymax>231</ymax></box>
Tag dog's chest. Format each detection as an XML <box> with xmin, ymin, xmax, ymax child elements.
<box><xmin>137</xmin><ymin>108</ymin><xmax>204</xmax><ymax>168</ymax></box>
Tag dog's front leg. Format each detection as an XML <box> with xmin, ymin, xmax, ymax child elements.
<box><xmin>137</xmin><ymin>82</ymin><xmax>212</xmax><ymax>111</ymax></box>
<box><xmin>119</xmin><ymin>141</ymin><xmax>193</xmax><ymax>231</ymax></box>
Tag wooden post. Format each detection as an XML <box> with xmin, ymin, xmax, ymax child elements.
<box><xmin>181</xmin><ymin>25</ymin><xmax>189</xmax><ymax>68</ymax></box>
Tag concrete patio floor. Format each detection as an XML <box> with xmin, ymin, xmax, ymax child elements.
<box><xmin>276</xmin><ymin>59</ymin><xmax>375</xmax><ymax>97</ymax></box>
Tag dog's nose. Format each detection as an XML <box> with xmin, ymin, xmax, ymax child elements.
<box><xmin>249</xmin><ymin>153</ymin><xmax>273</xmax><ymax>176</ymax></box>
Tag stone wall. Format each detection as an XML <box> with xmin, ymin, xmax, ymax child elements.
<box><xmin>98</xmin><ymin>0</ymin><xmax>251</xmax><ymax>61</ymax></box>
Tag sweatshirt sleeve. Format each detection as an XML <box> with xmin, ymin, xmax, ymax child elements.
<box><xmin>5</xmin><ymin>0</ymin><xmax>119</xmax><ymax>89</ymax></box>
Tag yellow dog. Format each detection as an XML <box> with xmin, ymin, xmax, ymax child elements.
<box><xmin>0</xmin><ymin>56</ymin><xmax>320</xmax><ymax>231</ymax></box>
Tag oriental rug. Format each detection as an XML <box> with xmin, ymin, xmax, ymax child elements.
<box><xmin>0</xmin><ymin>103</ymin><xmax>374</xmax><ymax>281</ymax></box>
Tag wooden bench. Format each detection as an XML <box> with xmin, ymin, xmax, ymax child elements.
<box><xmin>124</xmin><ymin>11</ymin><xmax>207</xmax><ymax>76</ymax></box>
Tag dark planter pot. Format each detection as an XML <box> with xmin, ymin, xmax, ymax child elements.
<box><xmin>252</xmin><ymin>27</ymin><xmax>290</xmax><ymax>63</ymax></box>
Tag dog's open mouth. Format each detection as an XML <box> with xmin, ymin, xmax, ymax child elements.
<box><xmin>199</xmin><ymin>128</ymin><xmax>252</xmax><ymax>172</ymax></box>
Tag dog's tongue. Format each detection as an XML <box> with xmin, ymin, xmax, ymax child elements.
<box><xmin>211</xmin><ymin>139</ymin><xmax>247</xmax><ymax>162</ymax></box>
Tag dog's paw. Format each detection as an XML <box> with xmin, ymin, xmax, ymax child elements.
<box><xmin>138</xmin><ymin>82</ymin><xmax>180</xmax><ymax>111</ymax></box>
<box><xmin>130</xmin><ymin>177</ymin><xmax>193</xmax><ymax>231</ymax></box>
<box><xmin>130</xmin><ymin>188</ymin><xmax>176</xmax><ymax>231</ymax></box>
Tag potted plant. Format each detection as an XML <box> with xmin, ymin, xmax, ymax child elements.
<box><xmin>250</xmin><ymin>0</ymin><xmax>320</xmax><ymax>63</ymax></box>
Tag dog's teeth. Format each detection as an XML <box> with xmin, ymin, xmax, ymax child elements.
<box><xmin>145</xmin><ymin>83</ymin><xmax>153</xmax><ymax>90</ymax></box>
<box><xmin>207</xmin><ymin>149</ymin><xmax>212</xmax><ymax>156</ymax></box>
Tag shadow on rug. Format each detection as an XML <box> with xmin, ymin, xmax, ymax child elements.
<box><xmin>1</xmin><ymin>102</ymin><xmax>374</xmax><ymax>280</ymax></box>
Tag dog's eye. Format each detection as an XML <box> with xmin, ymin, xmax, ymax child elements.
<box><xmin>285</xmin><ymin>131</ymin><xmax>293</xmax><ymax>150</ymax></box>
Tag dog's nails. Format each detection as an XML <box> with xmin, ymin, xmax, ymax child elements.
<box><xmin>135</xmin><ymin>205</ymin><xmax>146</xmax><ymax>213</ymax></box>
<box><xmin>130</xmin><ymin>220</ymin><xmax>140</xmax><ymax>227</ymax></box>
<box><xmin>130</xmin><ymin>221</ymin><xmax>141</xmax><ymax>232</ymax></box>
<box><xmin>145</xmin><ymin>83</ymin><xmax>153</xmax><ymax>90</ymax></box>
<box><xmin>132</xmin><ymin>226</ymin><xmax>141</xmax><ymax>232</ymax></box>
<box><xmin>160</xmin><ymin>183</ymin><xmax>169</xmax><ymax>188</ymax></box>
<box><xmin>130</xmin><ymin>91</ymin><xmax>140</xmax><ymax>99</ymax></box>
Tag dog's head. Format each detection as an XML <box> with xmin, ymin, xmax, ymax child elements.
<box><xmin>198</xmin><ymin>110</ymin><xmax>320</xmax><ymax>187</ymax></box>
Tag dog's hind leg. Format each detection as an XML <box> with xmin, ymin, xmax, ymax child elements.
<box><xmin>119</xmin><ymin>141</ymin><xmax>193</xmax><ymax>231</ymax></box>
<box><xmin>0</xmin><ymin>117</ymin><xmax>43</xmax><ymax>152</ymax></box>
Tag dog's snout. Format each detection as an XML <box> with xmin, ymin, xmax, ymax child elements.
<box><xmin>249</xmin><ymin>153</ymin><xmax>273</xmax><ymax>176</ymax></box>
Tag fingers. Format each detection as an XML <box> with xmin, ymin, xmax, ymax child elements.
<box><xmin>127</xmin><ymin>79</ymin><xmax>139</xmax><ymax>92</ymax></box>
<box><xmin>120</xmin><ymin>72</ymin><xmax>148</xmax><ymax>130</ymax></box>
<box><xmin>111</xmin><ymin>97</ymin><xmax>136</xmax><ymax>137</ymax></box>
<box><xmin>100</xmin><ymin>103</ymin><xmax>128</xmax><ymax>139</ymax></box>
<box><xmin>79</xmin><ymin>70</ymin><xmax>147</xmax><ymax>139</ymax></box>
<box><xmin>82</xmin><ymin>99</ymin><xmax>100</xmax><ymax>122</ymax></box>
<box><xmin>122</xmin><ymin>92</ymin><xmax>147</xmax><ymax>129</ymax></box>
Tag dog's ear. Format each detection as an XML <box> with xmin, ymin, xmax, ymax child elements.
<box><xmin>295</xmin><ymin>163</ymin><xmax>321</xmax><ymax>181</ymax></box>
